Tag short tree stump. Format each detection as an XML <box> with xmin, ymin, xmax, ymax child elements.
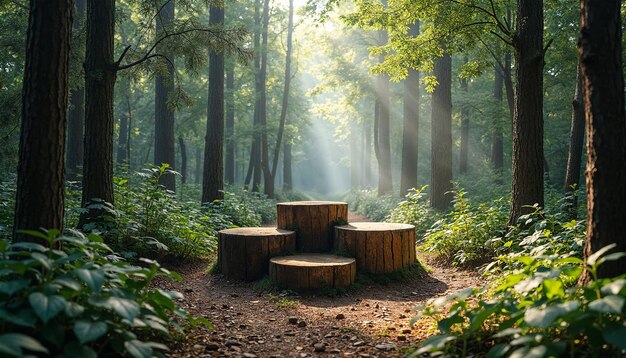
<box><xmin>276</xmin><ymin>201</ymin><xmax>348</xmax><ymax>252</ymax></box>
<box><xmin>218</xmin><ymin>227</ymin><xmax>296</xmax><ymax>281</ymax></box>
<box><xmin>269</xmin><ymin>254</ymin><xmax>356</xmax><ymax>291</ymax></box>
<box><xmin>335</xmin><ymin>222</ymin><xmax>416</xmax><ymax>274</ymax></box>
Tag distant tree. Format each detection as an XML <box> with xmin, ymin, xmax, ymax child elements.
<box><xmin>491</xmin><ymin>63</ymin><xmax>504</xmax><ymax>174</ymax></box>
<box><xmin>563</xmin><ymin>64</ymin><xmax>584</xmax><ymax>218</ymax></box>
<box><xmin>13</xmin><ymin>0</ymin><xmax>73</xmax><ymax>242</ymax></box>
<box><xmin>67</xmin><ymin>0</ymin><xmax>85</xmax><ymax>182</ymax></box>
<box><xmin>579</xmin><ymin>0</ymin><xmax>626</xmax><ymax>281</ymax></box>
<box><xmin>430</xmin><ymin>53</ymin><xmax>453</xmax><ymax>210</ymax></box>
<box><xmin>376</xmin><ymin>19</ymin><xmax>392</xmax><ymax>196</ymax></box>
<box><xmin>225</xmin><ymin>61</ymin><xmax>235</xmax><ymax>184</ymax></box>
<box><xmin>154</xmin><ymin>0</ymin><xmax>176</xmax><ymax>191</ymax></box>
<box><xmin>400</xmin><ymin>21</ymin><xmax>420</xmax><ymax>196</ymax></box>
<box><xmin>508</xmin><ymin>0</ymin><xmax>545</xmax><ymax>225</ymax></box>
<box><xmin>116</xmin><ymin>76</ymin><xmax>132</xmax><ymax>165</ymax></box>
<box><xmin>458</xmin><ymin>57</ymin><xmax>469</xmax><ymax>175</ymax></box>
<box><xmin>202</xmin><ymin>1</ymin><xmax>225</xmax><ymax>203</ymax></box>
<box><xmin>178</xmin><ymin>136</ymin><xmax>187</xmax><ymax>184</ymax></box>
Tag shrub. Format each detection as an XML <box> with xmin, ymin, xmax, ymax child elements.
<box><xmin>343</xmin><ymin>189</ymin><xmax>401</xmax><ymax>221</ymax></box>
<box><xmin>0</xmin><ymin>230</ymin><xmax>210</xmax><ymax>357</ymax></box>
<box><xmin>387</xmin><ymin>186</ymin><xmax>439</xmax><ymax>242</ymax></box>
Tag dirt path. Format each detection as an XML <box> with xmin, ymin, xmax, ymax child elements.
<box><xmin>164</xmin><ymin>213</ymin><xmax>482</xmax><ymax>358</ymax></box>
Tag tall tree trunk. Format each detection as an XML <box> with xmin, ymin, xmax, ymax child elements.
<box><xmin>245</xmin><ymin>0</ymin><xmax>262</xmax><ymax>192</ymax></box>
<box><xmin>259</xmin><ymin>0</ymin><xmax>272</xmax><ymax>197</ymax></box>
<box><xmin>364</xmin><ymin>118</ymin><xmax>372</xmax><ymax>187</ymax></box>
<box><xmin>116</xmin><ymin>78</ymin><xmax>130</xmax><ymax>165</ymax></box>
<box><xmin>79</xmin><ymin>0</ymin><xmax>116</xmax><ymax>227</ymax></box>
<box><xmin>195</xmin><ymin>146</ymin><xmax>202</xmax><ymax>184</ymax></box>
<box><xmin>154</xmin><ymin>0</ymin><xmax>176</xmax><ymax>191</ymax></box>
<box><xmin>508</xmin><ymin>0</ymin><xmax>544</xmax><ymax>225</ymax></box>
<box><xmin>66</xmin><ymin>0</ymin><xmax>85</xmax><ymax>182</ymax></box>
<box><xmin>400</xmin><ymin>21</ymin><xmax>420</xmax><ymax>195</ymax></box>
<box><xmin>202</xmin><ymin>2</ymin><xmax>225</xmax><ymax>203</ymax></box>
<box><xmin>492</xmin><ymin>64</ymin><xmax>504</xmax><ymax>174</ymax></box>
<box><xmin>13</xmin><ymin>0</ymin><xmax>72</xmax><ymax>242</ymax></box>
<box><xmin>225</xmin><ymin>61</ymin><xmax>235</xmax><ymax>184</ymax></box>
<box><xmin>459</xmin><ymin>59</ymin><xmax>469</xmax><ymax>175</ymax></box>
<box><xmin>269</xmin><ymin>0</ymin><xmax>294</xmax><ymax>197</ymax></box>
<box><xmin>376</xmin><ymin>28</ymin><xmax>392</xmax><ymax>196</ymax></box>
<box><xmin>580</xmin><ymin>0</ymin><xmax>626</xmax><ymax>281</ymax></box>
<box><xmin>350</xmin><ymin>127</ymin><xmax>359</xmax><ymax>189</ymax></box>
<box><xmin>430</xmin><ymin>53</ymin><xmax>453</xmax><ymax>211</ymax></box>
<box><xmin>563</xmin><ymin>64</ymin><xmax>584</xmax><ymax>219</ymax></box>
<box><xmin>283</xmin><ymin>142</ymin><xmax>292</xmax><ymax>191</ymax></box>
<box><xmin>178</xmin><ymin>136</ymin><xmax>187</xmax><ymax>184</ymax></box>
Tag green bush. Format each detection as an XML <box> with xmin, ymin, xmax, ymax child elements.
<box><xmin>0</xmin><ymin>230</ymin><xmax>210</xmax><ymax>357</ymax></box>
<box><xmin>387</xmin><ymin>186</ymin><xmax>439</xmax><ymax>242</ymax></box>
<box><xmin>343</xmin><ymin>189</ymin><xmax>401</xmax><ymax>222</ymax></box>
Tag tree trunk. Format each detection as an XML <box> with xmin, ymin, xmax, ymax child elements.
<box><xmin>202</xmin><ymin>2</ymin><xmax>225</xmax><ymax>203</ymax></box>
<box><xmin>259</xmin><ymin>0</ymin><xmax>272</xmax><ymax>197</ymax></box>
<box><xmin>178</xmin><ymin>136</ymin><xmax>187</xmax><ymax>184</ymax></box>
<box><xmin>195</xmin><ymin>145</ymin><xmax>202</xmax><ymax>184</ymax></box>
<box><xmin>245</xmin><ymin>0</ymin><xmax>262</xmax><ymax>193</ymax></box>
<box><xmin>364</xmin><ymin>119</ymin><xmax>372</xmax><ymax>187</ymax></box>
<box><xmin>225</xmin><ymin>61</ymin><xmax>235</xmax><ymax>184</ymax></box>
<box><xmin>563</xmin><ymin>65</ymin><xmax>584</xmax><ymax>218</ymax></box>
<box><xmin>283</xmin><ymin>142</ymin><xmax>292</xmax><ymax>191</ymax></box>
<box><xmin>66</xmin><ymin>0</ymin><xmax>85</xmax><ymax>182</ymax></box>
<box><xmin>350</xmin><ymin>127</ymin><xmax>359</xmax><ymax>189</ymax></box>
<box><xmin>492</xmin><ymin>64</ymin><xmax>504</xmax><ymax>173</ymax></box>
<box><xmin>400</xmin><ymin>22</ymin><xmax>420</xmax><ymax>195</ymax></box>
<box><xmin>117</xmin><ymin>109</ymin><xmax>129</xmax><ymax>165</ymax></box>
<box><xmin>13</xmin><ymin>0</ymin><xmax>72</xmax><ymax>242</ymax></box>
<box><xmin>430</xmin><ymin>53</ymin><xmax>453</xmax><ymax>211</ymax></box>
<box><xmin>459</xmin><ymin>61</ymin><xmax>469</xmax><ymax>175</ymax></box>
<box><xmin>580</xmin><ymin>0</ymin><xmax>626</xmax><ymax>281</ymax></box>
<box><xmin>376</xmin><ymin>29</ymin><xmax>392</xmax><ymax>196</ymax></box>
<box><xmin>79</xmin><ymin>0</ymin><xmax>116</xmax><ymax>227</ymax></box>
<box><xmin>508</xmin><ymin>0</ymin><xmax>544</xmax><ymax>225</ymax></box>
<box><xmin>154</xmin><ymin>0</ymin><xmax>176</xmax><ymax>191</ymax></box>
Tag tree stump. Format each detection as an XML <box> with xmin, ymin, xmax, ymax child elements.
<box><xmin>269</xmin><ymin>254</ymin><xmax>356</xmax><ymax>291</ymax></box>
<box><xmin>276</xmin><ymin>201</ymin><xmax>348</xmax><ymax>252</ymax></box>
<box><xmin>334</xmin><ymin>222</ymin><xmax>416</xmax><ymax>274</ymax></box>
<box><xmin>218</xmin><ymin>228</ymin><xmax>296</xmax><ymax>281</ymax></box>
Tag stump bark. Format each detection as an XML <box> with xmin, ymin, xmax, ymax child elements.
<box><xmin>276</xmin><ymin>201</ymin><xmax>348</xmax><ymax>252</ymax></box>
<box><xmin>335</xmin><ymin>222</ymin><xmax>416</xmax><ymax>274</ymax></box>
<box><xmin>218</xmin><ymin>227</ymin><xmax>296</xmax><ymax>281</ymax></box>
<box><xmin>269</xmin><ymin>254</ymin><xmax>356</xmax><ymax>291</ymax></box>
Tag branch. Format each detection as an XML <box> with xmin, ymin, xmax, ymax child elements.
<box><xmin>490</xmin><ymin>30</ymin><xmax>513</xmax><ymax>47</ymax></box>
<box><xmin>543</xmin><ymin>38</ymin><xmax>554</xmax><ymax>55</ymax></box>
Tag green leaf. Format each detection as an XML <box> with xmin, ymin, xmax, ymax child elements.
<box><xmin>587</xmin><ymin>244</ymin><xmax>617</xmax><ymax>266</ymax></box>
<box><xmin>90</xmin><ymin>296</ymin><xmax>140</xmax><ymax>321</ymax></box>
<box><xmin>415</xmin><ymin>334</ymin><xmax>456</xmax><ymax>355</ymax></box>
<box><xmin>588</xmin><ymin>295</ymin><xmax>625</xmax><ymax>314</ymax></box>
<box><xmin>601</xmin><ymin>279</ymin><xmax>626</xmax><ymax>296</ymax></box>
<box><xmin>74</xmin><ymin>320</ymin><xmax>108</xmax><ymax>344</ymax></box>
<box><xmin>30</xmin><ymin>252</ymin><xmax>53</xmax><ymax>270</ymax></box>
<box><xmin>28</xmin><ymin>292</ymin><xmax>67</xmax><ymax>323</ymax></box>
<box><xmin>63</xmin><ymin>342</ymin><xmax>98</xmax><ymax>358</ymax></box>
<box><xmin>124</xmin><ymin>339</ymin><xmax>153</xmax><ymax>358</ymax></box>
<box><xmin>0</xmin><ymin>279</ymin><xmax>29</xmax><ymax>295</ymax></box>
<box><xmin>53</xmin><ymin>277</ymin><xmax>82</xmax><ymax>291</ymax></box>
<box><xmin>0</xmin><ymin>308</ymin><xmax>36</xmax><ymax>327</ymax></box>
<box><xmin>75</xmin><ymin>268</ymin><xmax>105</xmax><ymax>292</ymax></box>
<box><xmin>0</xmin><ymin>333</ymin><xmax>49</xmax><ymax>356</ymax></box>
<box><xmin>603</xmin><ymin>325</ymin><xmax>626</xmax><ymax>350</ymax></box>
<box><xmin>65</xmin><ymin>302</ymin><xmax>85</xmax><ymax>318</ymax></box>
<box><xmin>487</xmin><ymin>343</ymin><xmax>510</xmax><ymax>358</ymax></box>
<box><xmin>596</xmin><ymin>252</ymin><xmax>626</xmax><ymax>267</ymax></box>
<box><xmin>510</xmin><ymin>345</ymin><xmax>548</xmax><ymax>358</ymax></box>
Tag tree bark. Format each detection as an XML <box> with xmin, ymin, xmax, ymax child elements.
<box><xmin>492</xmin><ymin>64</ymin><xmax>504</xmax><ymax>173</ymax></box>
<box><xmin>350</xmin><ymin>127</ymin><xmax>359</xmax><ymax>189</ymax></box>
<box><xmin>154</xmin><ymin>0</ymin><xmax>176</xmax><ymax>191</ymax></box>
<box><xmin>400</xmin><ymin>22</ymin><xmax>420</xmax><ymax>195</ymax></box>
<box><xmin>376</xmin><ymin>28</ymin><xmax>392</xmax><ymax>196</ymax></box>
<box><xmin>79</xmin><ymin>0</ymin><xmax>116</xmax><ymax>227</ymax></box>
<box><xmin>283</xmin><ymin>142</ymin><xmax>292</xmax><ymax>191</ymax></box>
<box><xmin>13</xmin><ymin>0</ymin><xmax>73</xmax><ymax>242</ymax></box>
<box><xmin>116</xmin><ymin>77</ymin><xmax>130</xmax><ymax>165</ymax></box>
<box><xmin>202</xmin><ymin>2</ymin><xmax>225</xmax><ymax>203</ymax></box>
<box><xmin>459</xmin><ymin>60</ymin><xmax>469</xmax><ymax>175</ymax></box>
<box><xmin>195</xmin><ymin>145</ymin><xmax>202</xmax><ymax>184</ymax></box>
<box><xmin>430</xmin><ymin>53</ymin><xmax>453</xmax><ymax>211</ymax></box>
<box><xmin>178</xmin><ymin>136</ymin><xmax>187</xmax><ymax>184</ymax></box>
<box><xmin>245</xmin><ymin>0</ymin><xmax>263</xmax><ymax>192</ymax></box>
<box><xmin>66</xmin><ymin>0</ymin><xmax>85</xmax><ymax>182</ymax></box>
<box><xmin>364</xmin><ymin>118</ymin><xmax>372</xmax><ymax>187</ymax></box>
<box><xmin>580</xmin><ymin>0</ymin><xmax>626</xmax><ymax>281</ymax></box>
<box><xmin>225</xmin><ymin>61</ymin><xmax>235</xmax><ymax>184</ymax></box>
<box><xmin>563</xmin><ymin>65</ymin><xmax>584</xmax><ymax>218</ymax></box>
<box><xmin>508</xmin><ymin>0</ymin><xmax>544</xmax><ymax>225</ymax></box>
<box><xmin>259</xmin><ymin>0</ymin><xmax>271</xmax><ymax>197</ymax></box>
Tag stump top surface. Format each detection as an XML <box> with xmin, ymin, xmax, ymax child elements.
<box><xmin>277</xmin><ymin>201</ymin><xmax>347</xmax><ymax>206</ymax></box>
<box><xmin>270</xmin><ymin>254</ymin><xmax>355</xmax><ymax>267</ymax></box>
<box><xmin>336</xmin><ymin>222</ymin><xmax>415</xmax><ymax>231</ymax></box>
<box><xmin>219</xmin><ymin>227</ymin><xmax>295</xmax><ymax>236</ymax></box>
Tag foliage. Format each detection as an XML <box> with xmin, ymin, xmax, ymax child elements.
<box><xmin>343</xmin><ymin>189</ymin><xmax>401</xmax><ymax>222</ymax></box>
<box><xmin>387</xmin><ymin>186</ymin><xmax>440</xmax><ymax>242</ymax></box>
<box><xmin>0</xmin><ymin>176</ymin><xmax>16</xmax><ymax>241</ymax></box>
<box><xmin>0</xmin><ymin>230</ymin><xmax>210</xmax><ymax>357</ymax></box>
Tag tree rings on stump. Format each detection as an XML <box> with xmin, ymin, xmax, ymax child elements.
<box><xmin>276</xmin><ymin>201</ymin><xmax>348</xmax><ymax>252</ymax></box>
<box><xmin>334</xmin><ymin>222</ymin><xmax>416</xmax><ymax>274</ymax></box>
<box><xmin>269</xmin><ymin>254</ymin><xmax>356</xmax><ymax>291</ymax></box>
<box><xmin>218</xmin><ymin>227</ymin><xmax>296</xmax><ymax>281</ymax></box>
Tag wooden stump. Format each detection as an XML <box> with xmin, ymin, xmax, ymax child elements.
<box><xmin>269</xmin><ymin>254</ymin><xmax>356</xmax><ymax>291</ymax></box>
<box><xmin>218</xmin><ymin>227</ymin><xmax>296</xmax><ymax>281</ymax></box>
<box><xmin>334</xmin><ymin>222</ymin><xmax>416</xmax><ymax>274</ymax></box>
<box><xmin>276</xmin><ymin>201</ymin><xmax>348</xmax><ymax>252</ymax></box>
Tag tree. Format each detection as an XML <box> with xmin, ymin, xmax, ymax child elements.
<box><xmin>13</xmin><ymin>0</ymin><xmax>73</xmax><ymax>241</ymax></box>
<box><xmin>491</xmin><ymin>63</ymin><xmax>504</xmax><ymax>174</ymax></box>
<box><xmin>154</xmin><ymin>0</ymin><xmax>176</xmax><ymax>191</ymax></box>
<box><xmin>430</xmin><ymin>53</ymin><xmax>453</xmax><ymax>210</ymax></box>
<box><xmin>67</xmin><ymin>0</ymin><xmax>86</xmax><ymax>182</ymax></box>
<box><xmin>202</xmin><ymin>1</ymin><xmax>225</xmax><ymax>203</ymax></box>
<box><xmin>508</xmin><ymin>0</ymin><xmax>545</xmax><ymax>225</ymax></box>
<box><xmin>458</xmin><ymin>57</ymin><xmax>469</xmax><ymax>175</ymax></box>
<box><xmin>400</xmin><ymin>21</ymin><xmax>420</xmax><ymax>195</ymax></box>
<box><xmin>375</xmin><ymin>20</ymin><xmax>392</xmax><ymax>196</ymax></box>
<box><xmin>225</xmin><ymin>61</ymin><xmax>235</xmax><ymax>184</ymax></box>
<box><xmin>580</xmin><ymin>0</ymin><xmax>626</xmax><ymax>280</ymax></box>
<box><xmin>563</xmin><ymin>64</ymin><xmax>584</xmax><ymax>218</ymax></box>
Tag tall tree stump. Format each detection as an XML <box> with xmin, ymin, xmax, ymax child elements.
<box><xmin>276</xmin><ymin>201</ymin><xmax>348</xmax><ymax>252</ymax></box>
<box><xmin>269</xmin><ymin>254</ymin><xmax>356</xmax><ymax>291</ymax></box>
<box><xmin>218</xmin><ymin>228</ymin><xmax>295</xmax><ymax>281</ymax></box>
<box><xmin>335</xmin><ymin>222</ymin><xmax>416</xmax><ymax>274</ymax></box>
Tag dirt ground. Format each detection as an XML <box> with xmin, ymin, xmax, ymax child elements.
<box><xmin>163</xmin><ymin>213</ymin><xmax>483</xmax><ymax>358</ymax></box>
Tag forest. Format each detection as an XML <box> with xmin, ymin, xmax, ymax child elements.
<box><xmin>1</xmin><ymin>0</ymin><xmax>625</xmax><ymax>356</ymax></box>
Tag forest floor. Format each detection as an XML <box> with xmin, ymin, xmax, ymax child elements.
<box><xmin>163</xmin><ymin>213</ymin><xmax>482</xmax><ymax>358</ymax></box>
